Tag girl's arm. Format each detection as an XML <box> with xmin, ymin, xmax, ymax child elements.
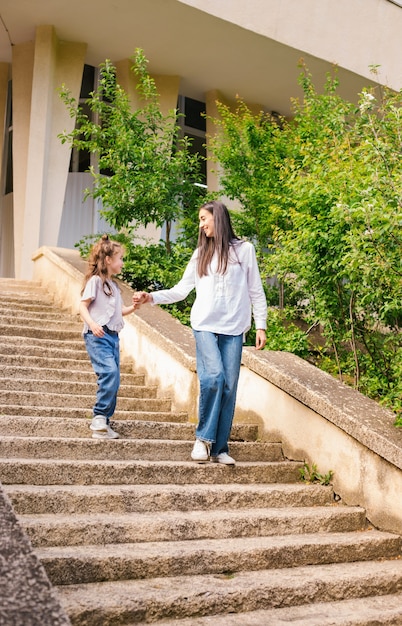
<box><xmin>79</xmin><ymin>299</ymin><xmax>105</xmax><ymax>337</ymax></box>
<box><xmin>122</xmin><ymin>299</ymin><xmax>138</xmax><ymax>316</ymax></box>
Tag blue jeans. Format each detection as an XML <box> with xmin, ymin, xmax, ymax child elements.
<box><xmin>84</xmin><ymin>331</ymin><xmax>120</xmax><ymax>422</ymax></box>
<box><xmin>193</xmin><ymin>330</ymin><xmax>243</xmax><ymax>456</ymax></box>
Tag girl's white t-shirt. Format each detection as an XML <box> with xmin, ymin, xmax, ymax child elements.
<box><xmin>151</xmin><ymin>241</ymin><xmax>267</xmax><ymax>336</ymax></box>
<box><xmin>81</xmin><ymin>276</ymin><xmax>124</xmax><ymax>333</ymax></box>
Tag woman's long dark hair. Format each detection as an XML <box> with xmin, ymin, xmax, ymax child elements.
<box><xmin>197</xmin><ymin>201</ymin><xmax>240</xmax><ymax>277</ymax></box>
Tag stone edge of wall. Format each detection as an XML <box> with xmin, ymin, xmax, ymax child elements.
<box><xmin>0</xmin><ymin>483</ymin><xmax>71</xmax><ymax>625</ymax></box>
<box><xmin>242</xmin><ymin>348</ymin><xmax>402</xmax><ymax>472</ymax></box>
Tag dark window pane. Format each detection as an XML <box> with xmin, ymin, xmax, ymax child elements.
<box><xmin>80</xmin><ymin>65</ymin><xmax>95</xmax><ymax>99</ymax></box>
<box><xmin>184</xmin><ymin>97</ymin><xmax>206</xmax><ymax>132</ymax></box>
<box><xmin>5</xmin><ymin>81</ymin><xmax>13</xmax><ymax>194</ymax></box>
<box><xmin>5</xmin><ymin>130</ymin><xmax>13</xmax><ymax>194</ymax></box>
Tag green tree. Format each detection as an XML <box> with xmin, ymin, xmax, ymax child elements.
<box><xmin>208</xmin><ymin>64</ymin><xmax>402</xmax><ymax>417</ymax></box>
<box><xmin>59</xmin><ymin>48</ymin><xmax>204</xmax><ymax>251</ymax></box>
<box><xmin>207</xmin><ymin>99</ymin><xmax>289</xmax><ymax>261</ymax></box>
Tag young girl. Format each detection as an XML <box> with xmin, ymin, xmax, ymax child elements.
<box><xmin>79</xmin><ymin>235</ymin><xmax>137</xmax><ymax>439</ymax></box>
<box><xmin>135</xmin><ymin>201</ymin><xmax>267</xmax><ymax>464</ymax></box>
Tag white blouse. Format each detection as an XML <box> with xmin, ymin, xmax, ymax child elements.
<box><xmin>151</xmin><ymin>241</ymin><xmax>267</xmax><ymax>336</ymax></box>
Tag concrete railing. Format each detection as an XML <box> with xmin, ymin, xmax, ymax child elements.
<box><xmin>32</xmin><ymin>246</ymin><xmax>402</xmax><ymax>535</ymax></box>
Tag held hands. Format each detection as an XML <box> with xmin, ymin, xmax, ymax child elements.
<box><xmin>133</xmin><ymin>291</ymin><xmax>153</xmax><ymax>305</ymax></box>
<box><xmin>255</xmin><ymin>329</ymin><xmax>266</xmax><ymax>350</ymax></box>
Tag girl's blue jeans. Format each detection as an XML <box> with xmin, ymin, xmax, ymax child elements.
<box><xmin>193</xmin><ymin>330</ymin><xmax>243</xmax><ymax>456</ymax></box>
<box><xmin>84</xmin><ymin>331</ymin><xmax>120</xmax><ymax>422</ymax></box>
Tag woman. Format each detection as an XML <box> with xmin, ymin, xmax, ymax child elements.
<box><xmin>135</xmin><ymin>201</ymin><xmax>267</xmax><ymax>464</ymax></box>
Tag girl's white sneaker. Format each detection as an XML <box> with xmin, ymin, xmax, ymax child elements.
<box><xmin>211</xmin><ymin>453</ymin><xmax>236</xmax><ymax>465</ymax></box>
<box><xmin>90</xmin><ymin>416</ymin><xmax>107</xmax><ymax>432</ymax></box>
<box><xmin>191</xmin><ymin>439</ymin><xmax>210</xmax><ymax>462</ymax></box>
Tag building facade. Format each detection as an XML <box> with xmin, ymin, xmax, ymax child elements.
<box><xmin>0</xmin><ymin>0</ymin><xmax>401</xmax><ymax>278</ymax></box>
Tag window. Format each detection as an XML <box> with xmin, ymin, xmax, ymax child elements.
<box><xmin>69</xmin><ymin>65</ymin><xmax>96</xmax><ymax>173</ymax></box>
<box><xmin>4</xmin><ymin>80</ymin><xmax>13</xmax><ymax>194</ymax></box>
<box><xmin>177</xmin><ymin>95</ymin><xmax>207</xmax><ymax>186</ymax></box>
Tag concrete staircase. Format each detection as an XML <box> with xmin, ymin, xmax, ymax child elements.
<box><xmin>1</xmin><ymin>277</ymin><xmax>402</xmax><ymax>626</ymax></box>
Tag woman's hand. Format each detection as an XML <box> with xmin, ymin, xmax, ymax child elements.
<box><xmin>255</xmin><ymin>329</ymin><xmax>266</xmax><ymax>350</ymax></box>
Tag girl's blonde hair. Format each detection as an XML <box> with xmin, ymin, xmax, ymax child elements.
<box><xmin>81</xmin><ymin>234</ymin><xmax>122</xmax><ymax>296</ymax></box>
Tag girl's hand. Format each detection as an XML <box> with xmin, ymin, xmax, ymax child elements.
<box><xmin>255</xmin><ymin>329</ymin><xmax>266</xmax><ymax>350</ymax></box>
<box><xmin>90</xmin><ymin>322</ymin><xmax>105</xmax><ymax>337</ymax></box>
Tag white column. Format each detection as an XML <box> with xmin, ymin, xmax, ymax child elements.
<box><xmin>14</xmin><ymin>25</ymin><xmax>86</xmax><ymax>279</ymax></box>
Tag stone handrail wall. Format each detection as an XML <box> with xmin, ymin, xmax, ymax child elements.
<box><xmin>32</xmin><ymin>246</ymin><xmax>402</xmax><ymax>535</ymax></box>
<box><xmin>0</xmin><ymin>483</ymin><xmax>71</xmax><ymax>625</ymax></box>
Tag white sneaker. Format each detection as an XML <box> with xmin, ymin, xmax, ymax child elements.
<box><xmin>92</xmin><ymin>431</ymin><xmax>109</xmax><ymax>440</ymax></box>
<box><xmin>90</xmin><ymin>416</ymin><xmax>107</xmax><ymax>432</ymax></box>
<box><xmin>91</xmin><ymin>421</ymin><xmax>120</xmax><ymax>440</ymax></box>
<box><xmin>191</xmin><ymin>439</ymin><xmax>210</xmax><ymax>463</ymax></box>
<box><xmin>211</xmin><ymin>452</ymin><xmax>236</xmax><ymax>465</ymax></box>
<box><xmin>106</xmin><ymin>424</ymin><xmax>120</xmax><ymax>439</ymax></box>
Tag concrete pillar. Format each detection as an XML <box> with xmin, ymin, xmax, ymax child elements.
<box><xmin>13</xmin><ymin>26</ymin><xmax>86</xmax><ymax>279</ymax></box>
<box><xmin>11</xmin><ymin>42</ymin><xmax>34</xmax><ymax>278</ymax></box>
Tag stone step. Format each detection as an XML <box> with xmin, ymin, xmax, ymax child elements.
<box><xmin>0</xmin><ymin>354</ymin><xmax>93</xmax><ymax>368</ymax></box>
<box><xmin>0</xmin><ymin>314</ymin><xmax>82</xmax><ymax>330</ymax></box>
<box><xmin>0</xmin><ymin>458</ymin><xmax>302</xmax><ymax>486</ymax></box>
<box><xmin>0</xmin><ymin>436</ymin><xmax>284</xmax><ymax>463</ymax></box>
<box><xmin>153</xmin><ymin>593</ymin><xmax>402</xmax><ymax>626</ymax></box>
<box><xmin>0</xmin><ymin>407</ymin><xmax>189</xmax><ymax>422</ymax></box>
<box><xmin>0</xmin><ymin>297</ymin><xmax>60</xmax><ymax>311</ymax></box>
<box><xmin>0</xmin><ymin>416</ymin><xmax>255</xmax><ymax>441</ymax></box>
<box><xmin>56</xmin><ymin>559</ymin><xmax>402</xmax><ymax>625</ymax></box>
<box><xmin>0</xmin><ymin>390</ymin><xmax>171</xmax><ymax>411</ymax></box>
<box><xmin>0</xmin><ymin>308</ymin><xmax>82</xmax><ymax>322</ymax></box>
<box><xmin>0</xmin><ymin>279</ymin><xmax>47</xmax><ymax>295</ymax></box>
<box><xmin>0</xmin><ymin>365</ymin><xmax>143</xmax><ymax>384</ymax></box>
<box><xmin>0</xmin><ymin>377</ymin><xmax>158</xmax><ymax>398</ymax></box>
<box><xmin>4</xmin><ymin>483</ymin><xmax>334</xmax><ymax>515</ymax></box>
<box><xmin>0</xmin><ymin>323</ymin><xmax>84</xmax><ymax>340</ymax></box>
<box><xmin>0</xmin><ymin>334</ymin><xmax>87</xmax><ymax>356</ymax></box>
<box><xmin>37</xmin><ymin>531</ymin><xmax>400</xmax><ymax>587</ymax></box>
<box><xmin>0</xmin><ymin>412</ymin><xmax>196</xmax><ymax>436</ymax></box>
<box><xmin>22</xmin><ymin>506</ymin><xmax>367</xmax><ymax>548</ymax></box>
